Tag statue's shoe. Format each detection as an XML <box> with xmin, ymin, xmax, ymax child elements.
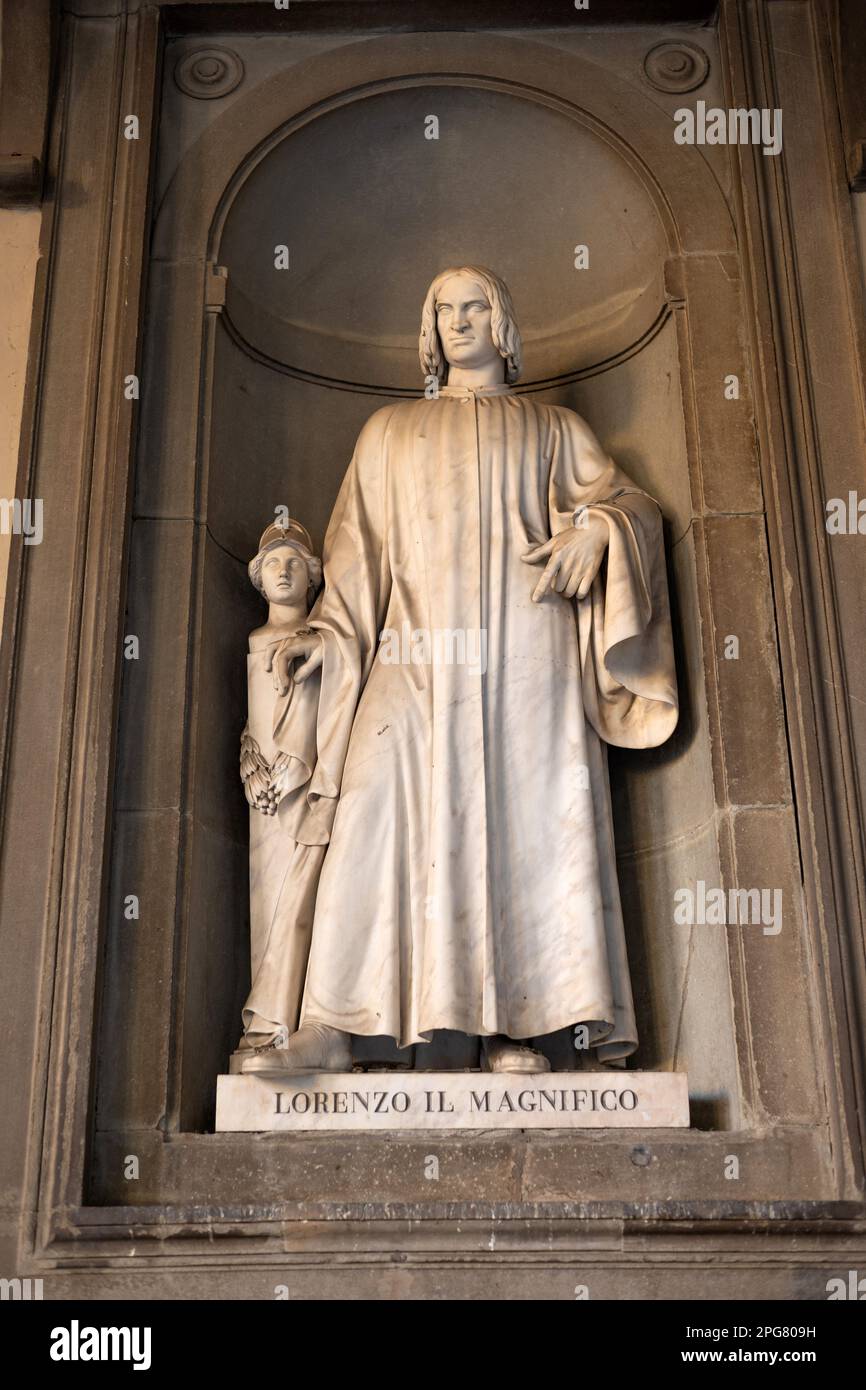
<box><xmin>482</xmin><ymin>1036</ymin><xmax>551</xmax><ymax>1074</ymax></box>
<box><xmin>240</xmin><ymin>1023</ymin><xmax>352</xmax><ymax>1075</ymax></box>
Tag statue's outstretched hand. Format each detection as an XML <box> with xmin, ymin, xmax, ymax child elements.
<box><xmin>522</xmin><ymin>513</ymin><xmax>609</xmax><ymax>603</ymax></box>
<box><xmin>266</xmin><ymin>629</ymin><xmax>324</xmax><ymax>694</ymax></box>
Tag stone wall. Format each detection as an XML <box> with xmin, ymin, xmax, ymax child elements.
<box><xmin>0</xmin><ymin>0</ymin><xmax>864</xmax><ymax>1300</ymax></box>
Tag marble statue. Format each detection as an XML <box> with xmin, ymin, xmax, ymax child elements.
<box><xmin>241</xmin><ymin>265</ymin><xmax>678</xmax><ymax>1077</ymax></box>
<box><xmin>235</xmin><ymin>518</ymin><xmax>330</xmax><ymax>1059</ymax></box>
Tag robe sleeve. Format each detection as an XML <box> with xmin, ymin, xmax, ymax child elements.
<box><xmin>305</xmin><ymin>405</ymin><xmax>394</xmax><ymax>813</ymax></box>
<box><xmin>547</xmin><ymin>406</ymin><xmax>678</xmax><ymax>750</ymax></box>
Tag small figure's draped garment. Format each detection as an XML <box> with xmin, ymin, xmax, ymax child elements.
<box><xmin>301</xmin><ymin>383</ymin><xmax>678</xmax><ymax>1058</ymax></box>
<box><xmin>242</xmin><ymin>634</ymin><xmax>328</xmax><ymax>1041</ymax></box>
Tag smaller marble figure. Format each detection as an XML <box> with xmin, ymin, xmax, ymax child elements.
<box><xmin>235</xmin><ymin>518</ymin><xmax>329</xmax><ymax>1061</ymax></box>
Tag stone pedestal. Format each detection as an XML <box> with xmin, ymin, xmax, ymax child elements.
<box><xmin>215</xmin><ymin>1070</ymin><xmax>689</xmax><ymax>1132</ymax></box>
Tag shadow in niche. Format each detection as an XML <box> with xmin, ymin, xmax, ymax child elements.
<box><xmin>689</xmin><ymin>1095</ymin><xmax>733</xmax><ymax>1131</ymax></box>
<box><xmin>181</xmin><ymin>532</ymin><xmax>262</xmax><ymax>1127</ymax></box>
<box><xmin>608</xmin><ymin>519</ymin><xmax>698</xmax><ymax>1073</ymax></box>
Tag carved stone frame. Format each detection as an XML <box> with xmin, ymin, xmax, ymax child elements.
<box><xmin>1</xmin><ymin>0</ymin><xmax>864</xmax><ymax>1297</ymax></box>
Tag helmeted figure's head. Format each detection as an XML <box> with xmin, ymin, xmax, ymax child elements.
<box><xmin>419</xmin><ymin>266</ymin><xmax>522</xmax><ymax>386</ymax></box>
<box><xmin>249</xmin><ymin>517</ymin><xmax>322</xmax><ymax>612</ymax></box>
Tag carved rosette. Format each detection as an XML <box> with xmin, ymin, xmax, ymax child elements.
<box><xmin>643</xmin><ymin>42</ymin><xmax>710</xmax><ymax>94</ymax></box>
<box><xmin>174</xmin><ymin>47</ymin><xmax>244</xmax><ymax>100</ymax></box>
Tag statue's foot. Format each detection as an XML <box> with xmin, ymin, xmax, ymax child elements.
<box><xmin>240</xmin><ymin>1023</ymin><xmax>352</xmax><ymax>1075</ymax></box>
<box><xmin>482</xmin><ymin>1035</ymin><xmax>551</xmax><ymax>1074</ymax></box>
<box><xmin>235</xmin><ymin>1027</ymin><xmax>288</xmax><ymax>1053</ymax></box>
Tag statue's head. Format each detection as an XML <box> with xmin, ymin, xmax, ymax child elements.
<box><xmin>249</xmin><ymin>518</ymin><xmax>322</xmax><ymax>612</ymax></box>
<box><xmin>419</xmin><ymin>266</ymin><xmax>522</xmax><ymax>386</ymax></box>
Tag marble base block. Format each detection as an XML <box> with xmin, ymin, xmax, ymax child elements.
<box><xmin>215</xmin><ymin>1070</ymin><xmax>689</xmax><ymax>1132</ymax></box>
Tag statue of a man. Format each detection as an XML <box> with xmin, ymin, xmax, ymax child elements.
<box><xmin>242</xmin><ymin>266</ymin><xmax>678</xmax><ymax>1077</ymax></box>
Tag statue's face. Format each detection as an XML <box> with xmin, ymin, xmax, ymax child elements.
<box><xmin>260</xmin><ymin>544</ymin><xmax>308</xmax><ymax>606</ymax></box>
<box><xmin>435</xmin><ymin>273</ymin><xmax>500</xmax><ymax>374</ymax></box>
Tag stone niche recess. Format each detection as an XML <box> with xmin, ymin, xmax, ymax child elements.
<box><xmin>86</xmin><ymin>12</ymin><xmax>834</xmax><ymax>1211</ymax></box>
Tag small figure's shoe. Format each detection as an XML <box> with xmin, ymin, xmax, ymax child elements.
<box><xmin>240</xmin><ymin>1022</ymin><xmax>352</xmax><ymax>1075</ymax></box>
<box><xmin>482</xmin><ymin>1035</ymin><xmax>551</xmax><ymax>1074</ymax></box>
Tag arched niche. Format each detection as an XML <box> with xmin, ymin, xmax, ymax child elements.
<box><xmin>154</xmin><ymin>32</ymin><xmax>735</xmax><ymax>262</ymax></box>
<box><xmin>106</xmin><ymin>30</ymin><xmax>748</xmax><ymax>1129</ymax></box>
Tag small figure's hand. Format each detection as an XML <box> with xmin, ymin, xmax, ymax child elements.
<box><xmin>266</xmin><ymin>630</ymin><xmax>324</xmax><ymax>693</ymax></box>
<box><xmin>521</xmin><ymin>514</ymin><xmax>609</xmax><ymax>603</ymax></box>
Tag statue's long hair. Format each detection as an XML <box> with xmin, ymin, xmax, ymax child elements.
<box><xmin>418</xmin><ymin>266</ymin><xmax>522</xmax><ymax>385</ymax></box>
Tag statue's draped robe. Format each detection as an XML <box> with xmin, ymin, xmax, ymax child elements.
<box><xmin>301</xmin><ymin>383</ymin><xmax>678</xmax><ymax>1058</ymax></box>
<box><xmin>242</xmin><ymin>634</ymin><xmax>327</xmax><ymax>1041</ymax></box>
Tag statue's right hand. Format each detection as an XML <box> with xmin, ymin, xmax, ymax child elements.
<box><xmin>266</xmin><ymin>631</ymin><xmax>324</xmax><ymax>694</ymax></box>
